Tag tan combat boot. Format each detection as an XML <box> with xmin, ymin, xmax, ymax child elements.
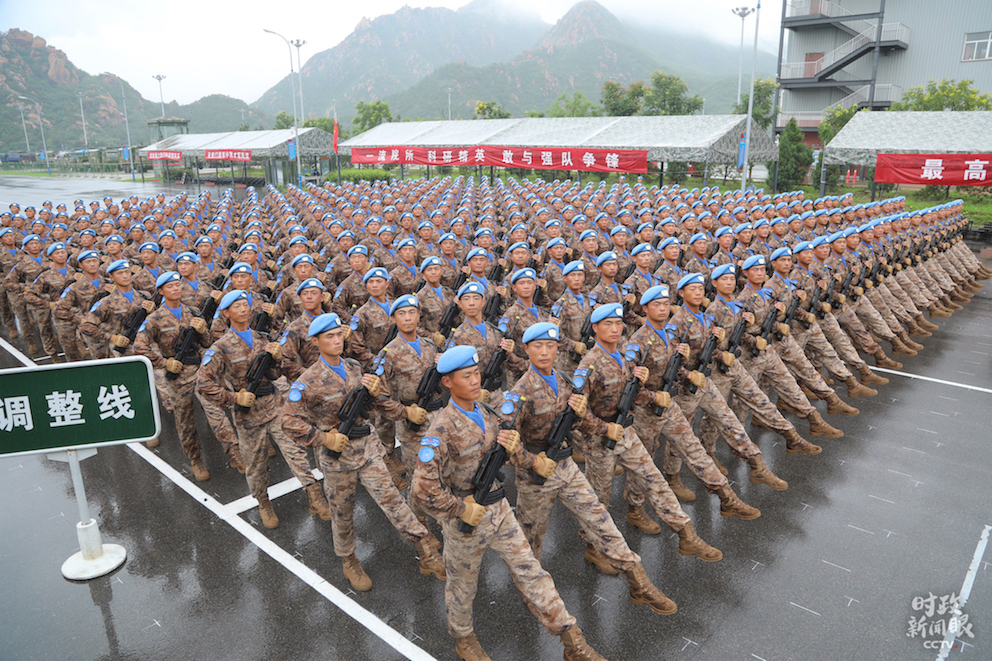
<box><xmin>707</xmin><ymin>451</ymin><xmax>729</xmax><ymax>476</ymax></box>
<box><xmin>306</xmin><ymin>483</ymin><xmax>331</xmax><ymax>520</ymax></box>
<box><xmin>146</xmin><ymin>436</ymin><xmax>160</xmax><ymax>448</ymax></box>
<box><xmin>906</xmin><ymin>318</ymin><xmax>932</xmax><ymax>337</ymax></box>
<box><xmin>342</xmin><ymin>553</ymin><xmax>372</xmax><ymax>591</ymax></box>
<box><xmin>890</xmin><ymin>334</ymin><xmax>917</xmax><ymax>356</ymax></box>
<box><xmin>915</xmin><ymin>314</ymin><xmax>939</xmax><ymax>331</ymax></box>
<box><xmin>584</xmin><ymin>544</ymin><xmax>620</xmax><ymax>574</ymax></box>
<box><xmin>267</xmin><ymin>441</ymin><xmax>277</xmax><ymax>458</ymax></box>
<box><xmin>257</xmin><ymin>495</ymin><xmax>279</xmax><ymax>529</ymax></box>
<box><xmin>928</xmin><ymin>304</ymin><xmax>951</xmax><ymax>318</ymax></box>
<box><xmin>228</xmin><ymin>446</ymin><xmax>247</xmax><ymax>474</ymax></box>
<box><xmin>857</xmin><ymin>363</ymin><xmax>888</xmax><ymax>385</ymax></box>
<box><xmin>626</xmin><ymin>505</ymin><xmax>662</xmax><ymax>534</ymax></box>
<box><xmin>805</xmin><ymin>410</ymin><xmax>843</xmax><ymax>438</ymax></box>
<box><xmin>941</xmin><ymin>295</ymin><xmax>962</xmax><ymax>310</ymax></box>
<box><xmin>625</xmin><ymin>563</ymin><xmax>677</xmax><ymax>614</ymax></box>
<box><xmin>455</xmin><ymin>633</ymin><xmax>491</xmax><ymax>661</ymax></box>
<box><xmin>783</xmin><ymin>428</ymin><xmax>822</xmax><ymax>455</ymax></box>
<box><xmin>676</xmin><ymin>521</ymin><xmax>722</xmax><ymax>561</ymax></box>
<box><xmin>826</xmin><ymin>393</ymin><xmax>859</xmax><ymax>416</ymax></box>
<box><xmin>747</xmin><ymin>454</ymin><xmax>788</xmax><ymax>490</ymax></box>
<box><xmin>844</xmin><ymin>375</ymin><xmax>877</xmax><ymax>398</ymax></box>
<box><xmin>190</xmin><ymin>457</ymin><xmax>211</xmax><ymax>481</ymax></box>
<box><xmin>664</xmin><ymin>472</ymin><xmax>696</xmax><ymax>501</ymax></box>
<box><xmin>873</xmin><ymin>350</ymin><xmax>902</xmax><ymax>370</ymax></box>
<box><xmin>415</xmin><ymin>538</ymin><xmax>446</xmax><ymax>580</ymax></box>
<box><xmin>899</xmin><ymin>331</ymin><xmax>924</xmax><ymax>352</ymax></box>
<box><xmin>26</xmin><ymin>335</ymin><xmax>39</xmax><ymax>355</ymax></box>
<box><xmin>559</xmin><ymin>625</ymin><xmax>608</xmax><ymax>661</ymax></box>
<box><xmin>714</xmin><ymin>483</ymin><xmax>761</xmax><ymax>520</ymax></box>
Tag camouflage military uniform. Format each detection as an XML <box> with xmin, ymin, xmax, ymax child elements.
<box><xmin>79</xmin><ymin>287</ymin><xmax>150</xmax><ymax>359</ymax></box>
<box><xmin>412</xmin><ymin>400</ymin><xmax>578</xmax><ymax>639</ymax></box>
<box><xmin>330</xmin><ymin>271</ymin><xmax>370</xmax><ymax>317</ymax></box>
<box><xmin>281</xmin><ymin>357</ymin><xmax>431</xmax><ymax>557</ymax></box>
<box><xmin>550</xmin><ymin>290</ymin><xmax>595</xmax><ymax>375</ymax></box>
<box><xmin>278</xmin><ymin>311</ymin><xmax>322</xmax><ymax>381</ymax></box>
<box><xmin>24</xmin><ymin>265</ymin><xmax>75</xmax><ymax>359</ymax></box>
<box><xmin>3</xmin><ymin>253</ymin><xmax>46</xmax><ymax>346</ymax></box>
<box><xmin>52</xmin><ymin>274</ymin><xmax>109</xmax><ymax>361</ymax></box>
<box><xmin>416</xmin><ymin>283</ymin><xmax>456</xmax><ymax>336</ymax></box>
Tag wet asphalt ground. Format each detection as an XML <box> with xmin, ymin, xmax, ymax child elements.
<box><xmin>1</xmin><ymin>177</ymin><xmax>990</xmax><ymax>661</ymax></box>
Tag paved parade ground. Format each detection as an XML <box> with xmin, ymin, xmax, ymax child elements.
<box><xmin>1</xmin><ymin>177</ymin><xmax>990</xmax><ymax>661</ymax></box>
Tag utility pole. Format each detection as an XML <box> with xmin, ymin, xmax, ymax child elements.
<box><xmin>17</xmin><ymin>106</ymin><xmax>30</xmax><ymax>151</ymax></box>
<box><xmin>291</xmin><ymin>39</ymin><xmax>306</xmax><ymax>122</ymax></box>
<box><xmin>265</xmin><ymin>29</ymin><xmax>303</xmax><ymax>186</ymax></box>
<box><xmin>446</xmin><ymin>87</ymin><xmax>452</xmax><ymax>120</ymax></box>
<box><xmin>152</xmin><ymin>75</ymin><xmax>167</xmax><ymax>116</ymax></box>
<box><xmin>77</xmin><ymin>92</ymin><xmax>89</xmax><ymax>148</ymax></box>
<box><xmin>741</xmin><ymin>2</ymin><xmax>761</xmax><ymax>193</ymax></box>
<box><xmin>732</xmin><ymin>7</ymin><xmax>755</xmax><ymax>105</ymax></box>
<box><xmin>18</xmin><ymin>95</ymin><xmax>50</xmax><ymax>175</ymax></box>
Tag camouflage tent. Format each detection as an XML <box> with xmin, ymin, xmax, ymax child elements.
<box><xmin>139</xmin><ymin>128</ymin><xmax>336</xmax><ymax>160</ymax></box>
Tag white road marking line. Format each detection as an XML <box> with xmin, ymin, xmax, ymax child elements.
<box><xmin>902</xmin><ymin>447</ymin><xmax>927</xmax><ymax>455</ymax></box>
<box><xmin>0</xmin><ymin>336</ymin><xmax>436</xmax><ymax>661</ymax></box>
<box><xmin>789</xmin><ymin>602</ymin><xmax>822</xmax><ymax>616</ymax></box>
<box><xmin>848</xmin><ymin>524</ymin><xmax>875</xmax><ymax>535</ymax></box>
<box><xmin>845</xmin><ymin>596</ymin><xmax>860</xmax><ymax>606</ymax></box>
<box><xmin>869</xmin><ymin>494</ymin><xmax>896</xmax><ymax>504</ymax></box>
<box><xmin>223</xmin><ymin>469</ymin><xmax>325</xmax><ymax>516</ymax></box>
<box><xmin>887</xmin><ymin>469</ymin><xmax>913</xmax><ymax>478</ymax></box>
<box><xmin>822</xmin><ymin>560</ymin><xmax>851</xmax><ymax>572</ymax></box>
<box><xmin>938</xmin><ymin>396</ymin><xmax>959</xmax><ymax>401</ymax></box>
<box><xmin>871</xmin><ymin>367</ymin><xmax>992</xmax><ymax>394</ymax></box>
<box><xmin>936</xmin><ymin>525</ymin><xmax>991</xmax><ymax>661</ymax></box>
<box><xmin>916</xmin><ymin>428</ymin><xmax>938</xmax><ymax>434</ymax></box>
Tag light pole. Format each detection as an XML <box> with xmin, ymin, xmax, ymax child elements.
<box><xmin>446</xmin><ymin>87</ymin><xmax>452</xmax><ymax>120</ymax></box>
<box><xmin>77</xmin><ymin>92</ymin><xmax>89</xmax><ymax>148</ymax></box>
<box><xmin>108</xmin><ymin>74</ymin><xmax>137</xmax><ymax>182</ymax></box>
<box><xmin>18</xmin><ymin>95</ymin><xmax>50</xmax><ymax>175</ymax></box>
<box><xmin>732</xmin><ymin>7</ymin><xmax>755</xmax><ymax>105</ymax></box>
<box><xmin>17</xmin><ymin>106</ymin><xmax>30</xmax><ymax>151</ymax></box>
<box><xmin>291</xmin><ymin>39</ymin><xmax>306</xmax><ymax>121</ymax></box>
<box><xmin>152</xmin><ymin>74</ymin><xmax>166</xmax><ymax>116</ymax></box>
<box><xmin>265</xmin><ymin>29</ymin><xmax>303</xmax><ymax>186</ymax></box>
<box><xmin>741</xmin><ymin>2</ymin><xmax>761</xmax><ymax>193</ymax></box>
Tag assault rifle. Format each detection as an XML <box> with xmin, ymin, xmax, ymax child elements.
<box><xmin>690</xmin><ymin>309</ymin><xmax>727</xmax><ymax>390</ymax></box>
<box><xmin>325</xmin><ymin>350</ymin><xmax>388</xmax><ymax>459</ymax></box>
<box><xmin>530</xmin><ymin>369</ymin><xmax>589</xmax><ymax>486</ymax></box>
<box><xmin>777</xmin><ymin>290</ymin><xmax>803</xmax><ymax>340</ymax></box>
<box><xmin>612</xmin><ymin>340</ymin><xmax>653</xmax><ymax>444</ymax></box>
<box><xmin>458</xmin><ymin>396</ymin><xmax>526</xmax><ymax>534</ymax></box>
<box><xmin>571</xmin><ymin>313</ymin><xmax>595</xmax><ymax>363</ymax></box>
<box><xmin>167</xmin><ymin>295</ymin><xmax>219</xmax><ymax>381</ymax></box>
<box><xmin>482</xmin><ymin>289</ymin><xmax>503</xmax><ymax>326</ymax></box>
<box><xmin>481</xmin><ymin>316</ymin><xmax>519</xmax><ymax>392</ymax></box>
<box><xmin>235</xmin><ymin>349</ymin><xmax>276</xmax><ymax>414</ymax></box>
<box><xmin>659</xmin><ymin>328</ymin><xmax>691</xmax><ymax>403</ymax></box>
<box><xmin>437</xmin><ymin>302</ymin><xmax>460</xmax><ymax>341</ymax></box>
<box><xmin>113</xmin><ymin>292</ymin><xmax>162</xmax><ymax>353</ymax></box>
<box><xmin>406</xmin><ymin>362</ymin><xmax>447</xmax><ymax>432</ymax></box>
<box><xmin>753</xmin><ymin>305</ymin><xmax>778</xmax><ymax>356</ymax></box>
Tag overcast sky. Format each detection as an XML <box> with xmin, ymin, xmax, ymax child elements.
<box><xmin>3</xmin><ymin>0</ymin><xmax>782</xmax><ymax>105</ymax></box>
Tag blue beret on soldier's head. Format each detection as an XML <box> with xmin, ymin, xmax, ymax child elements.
<box><xmin>362</xmin><ymin>267</ymin><xmax>390</xmax><ymax>284</ymax></box>
<box><xmin>377</xmin><ymin>225</ymin><xmax>394</xmax><ymax>235</ymax></box>
<box><xmin>156</xmin><ymin>271</ymin><xmax>182</xmax><ymax>289</ymax></box>
<box><xmin>396</xmin><ymin>237</ymin><xmax>417</xmax><ymax>250</ymax></box>
<box><xmin>631</xmin><ymin>242</ymin><xmax>653</xmax><ymax>257</ymax></box>
<box><xmin>770</xmin><ymin>247</ymin><xmax>792</xmax><ymax>262</ymax></box>
<box><xmin>46</xmin><ymin>242</ymin><xmax>66</xmax><ymax>256</ymax></box>
<box><xmin>77</xmin><ymin>249</ymin><xmax>100</xmax><ymax>263</ymax></box>
<box><xmin>229</xmin><ymin>261</ymin><xmax>253</xmax><ymax>276</ymax></box>
<box><xmin>579</xmin><ymin>230</ymin><xmax>597</xmax><ymax>242</ymax></box>
<box><xmin>389</xmin><ymin>295</ymin><xmax>419</xmax><ymax>316</ymax></box>
<box><xmin>194</xmin><ymin>236</ymin><xmax>213</xmax><ymax>247</ymax></box>
<box><xmin>219</xmin><ymin>289</ymin><xmax>249</xmax><ymax>311</ymax></box>
<box><xmin>511</xmin><ymin>268</ymin><xmax>537</xmax><ymax>284</ymax></box>
<box><xmin>711</xmin><ymin>263</ymin><xmax>735</xmax><ymax>281</ymax></box>
<box><xmin>466</xmin><ymin>247</ymin><xmax>490</xmax><ymax>262</ymax></box>
<box><xmin>544</xmin><ymin>219</ymin><xmax>561</xmax><ymax>229</ymax></box>
<box><xmin>591</xmin><ymin>303</ymin><xmax>624</xmax><ymax>324</ymax></box>
<box><xmin>596</xmin><ymin>251</ymin><xmax>618</xmax><ymax>267</ymax></box>
<box><xmin>347</xmin><ymin>244</ymin><xmax>369</xmax><ymax>257</ymax></box>
<box><xmin>291</xmin><ymin>254</ymin><xmax>315</xmax><ymax>267</ymax></box>
<box><xmin>715</xmin><ymin>226</ymin><xmax>732</xmax><ymax>238</ymax></box>
<box><xmin>828</xmin><ymin>231</ymin><xmax>846</xmax><ymax>244</ymax></box>
<box><xmin>794</xmin><ymin>241</ymin><xmax>813</xmax><ymax>253</ymax></box>
<box><xmin>678</xmin><ymin>272</ymin><xmax>705</xmax><ymax>290</ymax></box>
<box><xmin>296</xmin><ymin>278</ymin><xmax>325</xmax><ymax>296</ymax></box>
<box><xmin>289</xmin><ymin>236</ymin><xmax>308</xmax><ymax>248</ymax></box>
<box><xmin>457</xmin><ymin>281</ymin><xmax>486</xmax><ymax>300</ymax></box>
<box><xmin>640</xmin><ymin>284</ymin><xmax>670</xmax><ymax>306</ymax></box>
<box><xmin>610</xmin><ymin>225</ymin><xmax>629</xmax><ymax>236</ymax></box>
<box><xmin>108</xmin><ymin>234</ymin><xmax>125</xmax><ymax>244</ymax></box>
<box><xmin>522</xmin><ymin>322</ymin><xmax>560</xmax><ymax>344</ymax></box>
<box><xmin>238</xmin><ymin>242</ymin><xmax>259</xmax><ymax>253</ymax></box>
<box><xmin>420</xmin><ymin>256</ymin><xmax>441</xmax><ymax>272</ymax></box>
<box><xmin>658</xmin><ymin>237</ymin><xmax>680</xmax><ymax>250</ymax></box>
<box><xmin>22</xmin><ymin>234</ymin><xmax>42</xmax><ymax>247</ymax></box>
<box><xmin>811</xmin><ymin>236</ymin><xmax>829</xmax><ymax>249</ymax></box>
<box><xmin>308</xmin><ymin>313</ymin><xmax>342</xmax><ymax>337</ymax></box>
<box><xmin>546</xmin><ymin>237</ymin><xmax>566</xmax><ymax>250</ymax></box>
<box><xmin>742</xmin><ymin>255</ymin><xmax>766</xmax><ymax>271</ymax></box>
<box><xmin>562</xmin><ymin>260</ymin><xmax>584</xmax><ymax>276</ymax></box>
<box><xmin>106</xmin><ymin>259</ymin><xmax>130</xmax><ymax>274</ymax></box>
<box><xmin>508</xmin><ymin>241</ymin><xmax>530</xmax><ymax>254</ymax></box>
<box><xmin>437</xmin><ymin>345</ymin><xmax>480</xmax><ymax>375</ymax></box>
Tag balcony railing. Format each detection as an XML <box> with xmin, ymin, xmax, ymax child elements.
<box><xmin>780</xmin><ymin>22</ymin><xmax>909</xmax><ymax>79</ymax></box>
<box><xmin>776</xmin><ymin>83</ymin><xmax>903</xmax><ymax>128</ymax></box>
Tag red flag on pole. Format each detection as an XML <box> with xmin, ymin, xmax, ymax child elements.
<box><xmin>333</xmin><ymin>117</ymin><xmax>339</xmax><ymax>154</ymax></box>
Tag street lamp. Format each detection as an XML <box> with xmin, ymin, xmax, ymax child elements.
<box><xmin>18</xmin><ymin>95</ymin><xmax>50</xmax><ymax>175</ymax></box>
<box><xmin>291</xmin><ymin>39</ymin><xmax>306</xmax><ymax>121</ymax></box>
<box><xmin>265</xmin><ymin>29</ymin><xmax>303</xmax><ymax>186</ymax></box>
<box><xmin>152</xmin><ymin>74</ymin><xmax>167</xmax><ymax>117</ymax></box>
<box><xmin>446</xmin><ymin>87</ymin><xmax>452</xmax><ymax>120</ymax></box>
<box><xmin>17</xmin><ymin>106</ymin><xmax>30</xmax><ymax>151</ymax></box>
<box><xmin>732</xmin><ymin>7</ymin><xmax>755</xmax><ymax>105</ymax></box>
<box><xmin>77</xmin><ymin>91</ymin><xmax>89</xmax><ymax>149</ymax></box>
<box><xmin>106</xmin><ymin>73</ymin><xmax>136</xmax><ymax>182</ymax></box>
<box><xmin>741</xmin><ymin>2</ymin><xmax>762</xmax><ymax>193</ymax></box>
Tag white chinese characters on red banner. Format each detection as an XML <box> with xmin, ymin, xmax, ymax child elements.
<box><xmin>350</xmin><ymin>145</ymin><xmax>649</xmax><ymax>174</ymax></box>
<box><xmin>147</xmin><ymin>150</ymin><xmax>182</xmax><ymax>162</ymax></box>
<box><xmin>874</xmin><ymin>153</ymin><xmax>992</xmax><ymax>187</ymax></box>
<box><xmin>204</xmin><ymin>149</ymin><xmax>252</xmax><ymax>162</ymax></box>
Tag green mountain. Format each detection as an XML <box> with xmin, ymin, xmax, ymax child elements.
<box><xmin>253</xmin><ymin>0</ymin><xmax>551</xmax><ymax>122</ymax></box>
<box><xmin>0</xmin><ymin>28</ymin><xmax>271</xmax><ymax>153</ymax></box>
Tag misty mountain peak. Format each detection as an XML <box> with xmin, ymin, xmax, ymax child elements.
<box><xmin>537</xmin><ymin>0</ymin><xmax>631</xmax><ymax>51</ymax></box>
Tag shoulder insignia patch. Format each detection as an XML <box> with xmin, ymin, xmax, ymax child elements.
<box><xmin>420</xmin><ymin>436</ymin><xmax>440</xmax><ymax>447</ymax></box>
<box><xmin>418</xmin><ymin>446</ymin><xmax>435</xmax><ymax>463</ymax></box>
<box><xmin>202</xmin><ymin>348</ymin><xmax>215</xmax><ymax>366</ymax></box>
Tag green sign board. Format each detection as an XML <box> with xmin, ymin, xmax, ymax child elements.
<box><xmin>0</xmin><ymin>356</ymin><xmax>160</xmax><ymax>458</ymax></box>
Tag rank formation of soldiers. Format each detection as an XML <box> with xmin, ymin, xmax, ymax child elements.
<box><xmin>2</xmin><ymin>177</ymin><xmax>988</xmax><ymax>661</ymax></box>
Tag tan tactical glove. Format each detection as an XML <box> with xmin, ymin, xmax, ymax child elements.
<box><xmin>142</xmin><ymin>300</ymin><xmax>156</xmax><ymax>313</ymax></box>
<box><xmin>497</xmin><ymin>429</ymin><xmax>521</xmax><ymax>455</ymax></box>
<box><xmin>689</xmin><ymin>370</ymin><xmax>705</xmax><ymax>388</ymax></box>
<box><xmin>265</xmin><ymin>341</ymin><xmax>282</xmax><ymax>361</ymax></box>
<box><xmin>235</xmin><ymin>389</ymin><xmax>256</xmax><ymax>409</ymax></box>
<box><xmin>568</xmin><ymin>394</ymin><xmax>587</xmax><ymax>418</ymax></box>
<box><xmin>406</xmin><ymin>404</ymin><xmax>427</xmax><ymax>425</ymax></box>
<box><xmin>778</xmin><ymin>323</ymin><xmax>790</xmax><ymax>336</ymax></box>
<box><xmin>755</xmin><ymin>337</ymin><xmax>768</xmax><ymax>351</ymax></box>
<box><xmin>572</xmin><ymin>341</ymin><xmax>588</xmax><ymax>355</ymax></box>
<box><xmin>165</xmin><ymin>358</ymin><xmax>183</xmax><ymax>374</ymax></box>
<box><xmin>606</xmin><ymin>423</ymin><xmax>624</xmax><ymax>442</ymax></box>
<box><xmin>721</xmin><ymin>351</ymin><xmax>735</xmax><ymax>367</ymax></box>
<box><xmin>362</xmin><ymin>374</ymin><xmax>381</xmax><ymax>397</ymax></box>
<box><xmin>459</xmin><ymin>495</ymin><xmax>485</xmax><ymax>527</ymax></box>
<box><xmin>654</xmin><ymin>391</ymin><xmax>672</xmax><ymax>408</ymax></box>
<box><xmin>477</xmin><ymin>388</ymin><xmax>490</xmax><ymax>402</ymax></box>
<box><xmin>533</xmin><ymin>452</ymin><xmax>556</xmax><ymax>478</ymax></box>
<box><xmin>191</xmin><ymin>317</ymin><xmax>207</xmax><ymax>334</ymax></box>
<box><xmin>110</xmin><ymin>334</ymin><xmax>130</xmax><ymax>348</ymax></box>
<box><xmin>323</xmin><ymin>430</ymin><xmax>349</xmax><ymax>454</ymax></box>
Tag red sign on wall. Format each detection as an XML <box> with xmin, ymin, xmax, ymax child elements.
<box><xmin>875</xmin><ymin>153</ymin><xmax>992</xmax><ymax>187</ymax></box>
<box><xmin>204</xmin><ymin>149</ymin><xmax>252</xmax><ymax>162</ymax></box>
<box><xmin>147</xmin><ymin>150</ymin><xmax>182</xmax><ymax>161</ymax></box>
<box><xmin>350</xmin><ymin>145</ymin><xmax>649</xmax><ymax>174</ymax></box>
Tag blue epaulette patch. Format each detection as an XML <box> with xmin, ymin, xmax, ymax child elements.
<box><xmin>418</xmin><ymin>446</ymin><xmax>435</xmax><ymax>462</ymax></box>
<box><xmin>202</xmin><ymin>348</ymin><xmax>215</xmax><ymax>366</ymax></box>
<box><xmin>420</xmin><ymin>436</ymin><xmax>440</xmax><ymax>447</ymax></box>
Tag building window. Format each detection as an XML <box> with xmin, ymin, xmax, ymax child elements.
<box><xmin>963</xmin><ymin>31</ymin><xmax>992</xmax><ymax>61</ymax></box>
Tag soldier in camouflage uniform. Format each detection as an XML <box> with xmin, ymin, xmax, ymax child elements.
<box><xmin>280</xmin><ymin>312</ymin><xmax>444</xmax><ymax>591</ymax></box>
<box><xmin>0</xmin><ymin>228</ymin><xmax>20</xmax><ymax>336</ymax></box>
<box><xmin>23</xmin><ymin>241</ymin><xmax>74</xmax><ymax>362</ymax></box>
<box><xmin>412</xmin><ymin>345</ymin><xmax>607</xmax><ymax>661</ymax></box>
<box><xmin>79</xmin><ymin>259</ymin><xmax>153</xmax><ymax>360</ymax></box>
<box><xmin>3</xmin><ymin>233</ymin><xmax>47</xmax><ymax>354</ymax></box>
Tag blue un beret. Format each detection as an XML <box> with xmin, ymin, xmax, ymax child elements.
<box><xmin>640</xmin><ymin>284</ymin><xmax>670</xmax><ymax>306</ymax></box>
<box><xmin>770</xmin><ymin>247</ymin><xmax>793</xmax><ymax>262</ymax></box>
<box><xmin>421</xmin><ymin>256</ymin><xmax>442</xmax><ymax>272</ymax></box>
<box><xmin>678</xmin><ymin>273</ymin><xmax>705</xmax><ymax>290</ymax></box>
<box><xmin>46</xmin><ymin>242</ymin><xmax>67</xmax><ymax>256</ymax></box>
<box><xmin>362</xmin><ymin>267</ymin><xmax>390</xmax><ymax>283</ymax></box>
<box><xmin>596</xmin><ymin>251</ymin><xmax>618</xmax><ymax>267</ymax></box>
<box><xmin>711</xmin><ymin>263</ymin><xmax>735</xmax><ymax>280</ymax></box>
<box><xmin>562</xmin><ymin>260</ymin><xmax>584</xmax><ymax>276</ymax></box>
<box><xmin>106</xmin><ymin>259</ymin><xmax>130</xmax><ymax>274</ymax></box>
<box><xmin>457</xmin><ymin>281</ymin><xmax>486</xmax><ymax>299</ymax></box>
<box><xmin>389</xmin><ymin>295</ymin><xmax>419</xmax><ymax>315</ymax></box>
<box><xmin>591</xmin><ymin>303</ymin><xmax>624</xmax><ymax>323</ymax></box>
<box><xmin>511</xmin><ymin>268</ymin><xmax>537</xmax><ymax>284</ymax></box>
<box><xmin>466</xmin><ymin>247</ymin><xmax>489</xmax><ymax>262</ymax></box>
<box><xmin>296</xmin><ymin>278</ymin><xmax>325</xmax><ymax>295</ymax></box>
<box><xmin>156</xmin><ymin>271</ymin><xmax>182</xmax><ymax>289</ymax></box>
<box><xmin>522</xmin><ymin>322</ymin><xmax>560</xmax><ymax>344</ymax></box>
<box><xmin>658</xmin><ymin>237</ymin><xmax>680</xmax><ymax>250</ymax></box>
<box><xmin>437</xmin><ymin>345</ymin><xmax>480</xmax><ymax>375</ymax></box>
<box><xmin>742</xmin><ymin>255</ymin><xmax>766</xmax><ymax>271</ymax></box>
<box><xmin>77</xmin><ymin>249</ymin><xmax>100</xmax><ymax>263</ymax></box>
<box><xmin>229</xmin><ymin>261</ymin><xmax>253</xmax><ymax>276</ymax></box>
<box><xmin>347</xmin><ymin>245</ymin><xmax>369</xmax><ymax>257</ymax></box>
<box><xmin>218</xmin><ymin>289</ymin><xmax>249</xmax><ymax>311</ymax></box>
<box><xmin>308</xmin><ymin>313</ymin><xmax>342</xmax><ymax>337</ymax></box>
<box><xmin>794</xmin><ymin>241</ymin><xmax>813</xmax><ymax>253</ymax></box>
<box><xmin>631</xmin><ymin>243</ymin><xmax>653</xmax><ymax>257</ymax></box>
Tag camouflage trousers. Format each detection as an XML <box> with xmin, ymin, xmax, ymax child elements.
<box><xmin>514</xmin><ymin>455</ymin><xmax>640</xmax><ymax>571</ymax></box>
<box><xmin>937</xmin><ymin>253</ymin><xmax>965</xmax><ymax>282</ymax></box>
<box><xmin>833</xmin><ymin>303</ymin><xmax>883</xmax><ymax>356</ymax></box>
<box><xmin>396</xmin><ymin>409</ymin><xmax>440</xmax><ymax>526</ymax></box>
<box><xmin>0</xmin><ymin>289</ymin><xmax>15</xmax><ymax>332</ymax></box>
<box><xmin>793</xmin><ymin>318</ymin><xmax>854</xmax><ymax>381</ymax></box>
<box><xmin>81</xmin><ymin>331</ymin><xmax>113</xmax><ymax>360</ymax></box>
<box><xmin>866</xmin><ymin>288</ymin><xmax>905</xmax><ymax>335</ymax></box>
<box><xmin>29</xmin><ymin>308</ymin><xmax>60</xmax><ymax>358</ymax></box>
<box><xmin>441</xmin><ymin>497</ymin><xmax>576</xmax><ymax>639</ymax></box>
<box><xmin>161</xmin><ymin>367</ymin><xmax>203</xmax><ymax>461</ymax></box>
<box><xmin>773</xmin><ymin>334</ymin><xmax>835</xmax><ymax>399</ymax></box>
<box><xmin>233</xmin><ymin>404</ymin><xmax>289</xmax><ymax>500</ymax></box>
<box><xmin>854</xmin><ymin>296</ymin><xmax>897</xmax><ymax>341</ymax></box>
<box><xmin>914</xmin><ymin>263</ymin><xmax>951</xmax><ymax>296</ymax></box>
<box><xmin>576</xmin><ymin>425</ymin><xmax>690</xmax><ymax>531</ymax></box>
<box><xmin>954</xmin><ymin>242</ymin><xmax>982</xmax><ymax>271</ymax></box>
<box><xmin>903</xmin><ymin>265</ymin><xmax>941</xmax><ymax>301</ymax></box>
<box><xmin>817</xmin><ymin>311</ymin><xmax>867</xmax><ymax>370</ymax></box>
<box><xmin>374</xmin><ymin>411</ymin><xmax>397</xmax><ymax>458</ymax></box>
<box><xmin>7</xmin><ymin>292</ymin><xmax>33</xmax><ymax>338</ymax></box>
<box><xmin>882</xmin><ymin>280</ymin><xmax>921</xmax><ymax>318</ymax></box>
<box><xmin>318</xmin><ymin>437</ymin><xmax>428</xmax><ymax>558</ymax></box>
<box><xmin>197</xmin><ymin>390</ymin><xmax>240</xmax><ymax>453</ymax></box>
<box><xmin>53</xmin><ymin>318</ymin><xmax>87</xmax><ymax>361</ymax></box>
<box><xmin>706</xmin><ymin>358</ymin><xmax>797</xmax><ymax>431</ymax></box>
<box><xmin>630</xmin><ymin>400</ymin><xmax>727</xmax><ymax>494</ymax></box>
<box><xmin>680</xmin><ymin>372</ymin><xmax>764</xmax><ymax>462</ymax></box>
<box><xmin>738</xmin><ymin>346</ymin><xmax>817</xmax><ymax>417</ymax></box>
<box><xmin>895</xmin><ymin>269</ymin><xmax>937</xmax><ymax>308</ymax></box>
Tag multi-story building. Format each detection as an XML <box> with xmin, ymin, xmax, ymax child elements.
<box><xmin>773</xmin><ymin>0</ymin><xmax>992</xmax><ymax>148</ymax></box>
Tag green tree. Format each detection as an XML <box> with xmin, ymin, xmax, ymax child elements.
<box><xmin>601</xmin><ymin>81</ymin><xmax>646</xmax><ymax>116</ymax></box>
<box><xmin>890</xmin><ymin>78</ymin><xmax>992</xmax><ymax>111</ymax></box>
<box><xmin>641</xmin><ymin>72</ymin><xmax>704</xmax><ymax>116</ymax></box>
<box><xmin>302</xmin><ymin>116</ymin><xmax>349</xmax><ymax>140</ymax></box>
<box><xmin>353</xmin><ymin>100</ymin><xmax>393</xmax><ymax>132</ymax></box>
<box><xmin>776</xmin><ymin>118</ymin><xmax>814</xmax><ymax>189</ymax></box>
<box><xmin>475</xmin><ymin>101</ymin><xmax>511</xmax><ymax>119</ymax></box>
<box><xmin>732</xmin><ymin>78</ymin><xmax>778</xmax><ymax>131</ymax></box>
<box><xmin>273</xmin><ymin>111</ymin><xmax>297</xmax><ymax>130</ymax></box>
<box><xmin>547</xmin><ymin>91</ymin><xmax>601</xmax><ymax>118</ymax></box>
<box><xmin>812</xmin><ymin>105</ymin><xmax>859</xmax><ymax>190</ymax></box>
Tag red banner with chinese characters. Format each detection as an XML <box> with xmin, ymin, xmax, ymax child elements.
<box><xmin>349</xmin><ymin>145</ymin><xmax>649</xmax><ymax>173</ymax></box>
<box><xmin>147</xmin><ymin>150</ymin><xmax>182</xmax><ymax>161</ymax></box>
<box><xmin>204</xmin><ymin>149</ymin><xmax>252</xmax><ymax>162</ymax></box>
<box><xmin>875</xmin><ymin>153</ymin><xmax>992</xmax><ymax>187</ymax></box>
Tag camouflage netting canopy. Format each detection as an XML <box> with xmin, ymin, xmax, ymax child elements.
<box><xmin>140</xmin><ymin>128</ymin><xmax>336</xmax><ymax>160</ymax></box>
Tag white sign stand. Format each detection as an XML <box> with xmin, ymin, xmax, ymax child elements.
<box><xmin>49</xmin><ymin>448</ymin><xmax>127</xmax><ymax>580</ymax></box>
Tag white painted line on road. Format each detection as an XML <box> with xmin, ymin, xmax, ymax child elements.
<box><xmin>222</xmin><ymin>469</ymin><xmax>325</xmax><ymax>516</ymax></box>
<box><xmin>847</xmin><ymin>524</ymin><xmax>875</xmax><ymax>535</ymax></box>
<box><xmin>902</xmin><ymin>447</ymin><xmax>927</xmax><ymax>455</ymax></box>
<box><xmin>822</xmin><ymin>560</ymin><xmax>851</xmax><ymax>572</ymax></box>
<box><xmin>887</xmin><ymin>469</ymin><xmax>913</xmax><ymax>478</ymax></box>
<box><xmin>872</xmin><ymin>367</ymin><xmax>992</xmax><ymax>394</ymax></box>
<box><xmin>935</xmin><ymin>525</ymin><xmax>991</xmax><ymax>661</ymax></box>
<box><xmin>869</xmin><ymin>494</ymin><xmax>896</xmax><ymax>504</ymax></box>
<box><xmin>789</xmin><ymin>602</ymin><xmax>822</xmax><ymax>616</ymax></box>
<box><xmin>0</xmin><ymin>336</ymin><xmax>436</xmax><ymax>661</ymax></box>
